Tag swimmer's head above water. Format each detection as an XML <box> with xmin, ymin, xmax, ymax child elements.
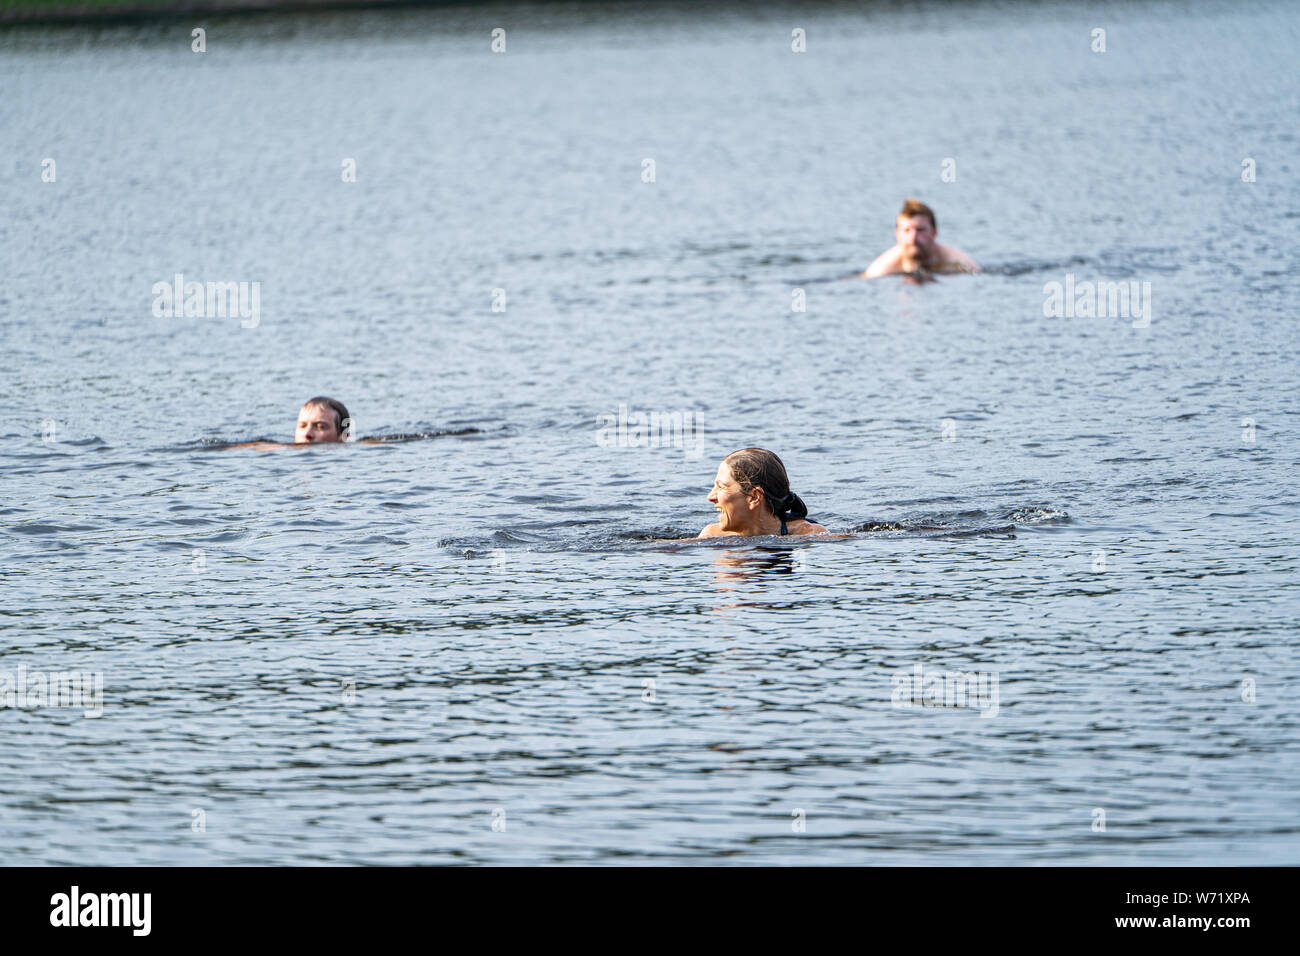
<box><xmin>895</xmin><ymin>198</ymin><xmax>939</xmax><ymax>262</ymax></box>
<box><xmin>699</xmin><ymin>448</ymin><xmax>829</xmax><ymax>538</ymax></box>
<box><xmin>295</xmin><ymin>397</ymin><xmax>350</xmax><ymax>443</ymax></box>
<box><xmin>861</xmin><ymin>197</ymin><xmax>980</xmax><ymax>278</ymax></box>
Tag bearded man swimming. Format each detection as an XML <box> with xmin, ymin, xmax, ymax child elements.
<box><xmin>861</xmin><ymin>198</ymin><xmax>980</xmax><ymax>278</ymax></box>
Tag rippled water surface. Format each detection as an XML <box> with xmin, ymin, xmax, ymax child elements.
<box><xmin>2</xmin><ymin>0</ymin><xmax>1299</xmax><ymax>864</ymax></box>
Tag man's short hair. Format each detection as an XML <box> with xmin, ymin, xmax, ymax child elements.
<box><xmin>303</xmin><ymin>396</ymin><xmax>350</xmax><ymax>434</ymax></box>
<box><xmin>898</xmin><ymin>198</ymin><xmax>937</xmax><ymax>231</ymax></box>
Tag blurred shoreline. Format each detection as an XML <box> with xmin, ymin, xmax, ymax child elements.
<box><xmin>0</xmin><ymin>0</ymin><xmax>460</xmax><ymax>27</ymax></box>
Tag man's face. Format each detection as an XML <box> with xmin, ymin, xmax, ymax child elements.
<box><xmin>895</xmin><ymin>214</ymin><xmax>937</xmax><ymax>258</ymax></box>
<box><xmin>295</xmin><ymin>404</ymin><xmax>341</xmax><ymax>443</ymax></box>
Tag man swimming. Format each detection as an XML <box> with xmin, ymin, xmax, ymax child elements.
<box><xmin>231</xmin><ymin>397</ymin><xmax>352</xmax><ymax>449</ymax></box>
<box><xmin>699</xmin><ymin>448</ymin><xmax>829</xmax><ymax>538</ymax></box>
<box><xmin>861</xmin><ymin>198</ymin><xmax>980</xmax><ymax>278</ymax></box>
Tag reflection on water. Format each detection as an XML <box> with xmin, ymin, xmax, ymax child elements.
<box><xmin>710</xmin><ymin>547</ymin><xmax>799</xmax><ymax>595</ymax></box>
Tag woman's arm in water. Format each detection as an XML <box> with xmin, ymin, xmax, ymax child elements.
<box><xmin>698</xmin><ymin>523</ymin><xmax>723</xmax><ymax>538</ymax></box>
<box><xmin>227</xmin><ymin>439</ymin><xmax>384</xmax><ymax>450</ymax></box>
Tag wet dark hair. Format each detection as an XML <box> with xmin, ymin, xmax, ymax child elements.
<box><xmin>723</xmin><ymin>448</ymin><xmax>809</xmax><ymax>522</ymax></box>
<box><xmin>302</xmin><ymin>396</ymin><xmax>350</xmax><ymax>436</ymax></box>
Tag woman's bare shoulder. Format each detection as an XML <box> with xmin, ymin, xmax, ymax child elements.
<box><xmin>791</xmin><ymin>520</ymin><xmax>831</xmax><ymax>536</ymax></box>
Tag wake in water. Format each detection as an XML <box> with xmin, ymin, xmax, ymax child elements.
<box><xmin>442</xmin><ymin>506</ymin><xmax>1069</xmax><ymax>557</ymax></box>
<box><xmin>798</xmin><ymin>251</ymin><xmax>1179</xmax><ymax>283</ymax></box>
<box><xmin>802</xmin><ymin>258</ymin><xmax>1076</xmax><ymax>283</ymax></box>
<box><xmin>845</xmin><ymin>505</ymin><xmax>1068</xmax><ymax>537</ymax></box>
<box><xmin>184</xmin><ymin>425</ymin><xmax>492</xmax><ymax>451</ymax></box>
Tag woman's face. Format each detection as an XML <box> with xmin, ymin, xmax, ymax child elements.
<box><xmin>708</xmin><ymin>462</ymin><xmax>756</xmax><ymax>532</ymax></box>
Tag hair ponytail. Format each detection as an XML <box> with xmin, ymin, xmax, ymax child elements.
<box><xmin>723</xmin><ymin>448</ymin><xmax>808</xmax><ymax>522</ymax></box>
<box><xmin>774</xmin><ymin>491</ymin><xmax>809</xmax><ymax>521</ymax></box>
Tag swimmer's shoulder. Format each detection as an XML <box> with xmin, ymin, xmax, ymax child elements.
<box><xmin>699</xmin><ymin>522</ymin><xmax>723</xmax><ymax>538</ymax></box>
<box><xmin>789</xmin><ymin>519</ymin><xmax>830</xmax><ymax>536</ymax></box>
<box><xmin>862</xmin><ymin>246</ymin><xmax>903</xmax><ymax>278</ymax></box>
<box><xmin>937</xmin><ymin>243</ymin><xmax>980</xmax><ymax>273</ymax></box>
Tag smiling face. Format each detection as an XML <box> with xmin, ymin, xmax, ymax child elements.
<box><xmin>895</xmin><ymin>213</ymin><xmax>937</xmax><ymax>261</ymax></box>
<box><xmin>708</xmin><ymin>462</ymin><xmax>762</xmax><ymax>532</ymax></box>
<box><xmin>294</xmin><ymin>403</ymin><xmax>342</xmax><ymax>443</ymax></box>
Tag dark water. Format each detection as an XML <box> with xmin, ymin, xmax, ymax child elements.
<box><xmin>2</xmin><ymin>0</ymin><xmax>1298</xmax><ymax>864</ymax></box>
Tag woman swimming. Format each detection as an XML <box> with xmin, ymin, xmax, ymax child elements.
<box><xmin>699</xmin><ymin>448</ymin><xmax>829</xmax><ymax>538</ymax></box>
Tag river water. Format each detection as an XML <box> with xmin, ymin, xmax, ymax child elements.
<box><xmin>2</xmin><ymin>0</ymin><xmax>1298</xmax><ymax>864</ymax></box>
